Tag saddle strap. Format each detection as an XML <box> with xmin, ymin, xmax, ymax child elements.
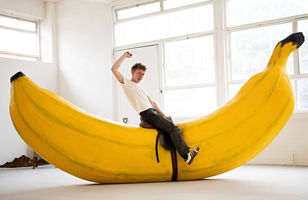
<box><xmin>154</xmin><ymin>132</ymin><xmax>178</xmax><ymax>181</ymax></box>
<box><xmin>171</xmin><ymin>148</ymin><xmax>178</xmax><ymax>181</ymax></box>
<box><xmin>155</xmin><ymin>132</ymin><xmax>160</xmax><ymax>163</ymax></box>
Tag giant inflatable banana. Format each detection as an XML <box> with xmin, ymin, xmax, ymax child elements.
<box><xmin>10</xmin><ymin>32</ymin><xmax>304</xmax><ymax>183</ymax></box>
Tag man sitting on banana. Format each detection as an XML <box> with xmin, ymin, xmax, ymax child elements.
<box><xmin>111</xmin><ymin>51</ymin><xmax>200</xmax><ymax>165</ymax></box>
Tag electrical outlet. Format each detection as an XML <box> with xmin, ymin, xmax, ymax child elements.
<box><xmin>123</xmin><ymin>117</ymin><xmax>128</xmax><ymax>123</ymax></box>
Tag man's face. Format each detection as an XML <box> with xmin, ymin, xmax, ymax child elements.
<box><xmin>131</xmin><ymin>69</ymin><xmax>145</xmax><ymax>83</ymax></box>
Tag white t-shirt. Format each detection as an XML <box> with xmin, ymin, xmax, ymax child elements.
<box><xmin>120</xmin><ymin>77</ymin><xmax>153</xmax><ymax>114</ymax></box>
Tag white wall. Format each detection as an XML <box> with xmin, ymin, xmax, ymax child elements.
<box><xmin>0</xmin><ymin>58</ymin><xmax>57</xmax><ymax>164</ymax></box>
<box><xmin>249</xmin><ymin>115</ymin><xmax>308</xmax><ymax>166</ymax></box>
<box><xmin>0</xmin><ymin>0</ymin><xmax>114</xmax><ymax>165</ymax></box>
<box><xmin>57</xmin><ymin>0</ymin><xmax>113</xmax><ymax>118</ymax></box>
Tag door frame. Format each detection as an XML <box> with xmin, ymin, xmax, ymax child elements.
<box><xmin>112</xmin><ymin>43</ymin><xmax>164</xmax><ymax>122</ymax></box>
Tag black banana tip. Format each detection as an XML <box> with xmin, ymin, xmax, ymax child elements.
<box><xmin>280</xmin><ymin>32</ymin><xmax>305</xmax><ymax>48</ymax></box>
<box><xmin>10</xmin><ymin>71</ymin><xmax>25</xmax><ymax>83</ymax></box>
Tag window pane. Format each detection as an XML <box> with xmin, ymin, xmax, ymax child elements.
<box><xmin>0</xmin><ymin>28</ymin><xmax>38</xmax><ymax>55</ymax></box>
<box><xmin>164</xmin><ymin>87</ymin><xmax>217</xmax><ymax>117</ymax></box>
<box><xmin>290</xmin><ymin>79</ymin><xmax>297</xmax><ymax>110</ymax></box>
<box><xmin>0</xmin><ymin>15</ymin><xmax>36</xmax><ymax>31</ymax></box>
<box><xmin>117</xmin><ymin>2</ymin><xmax>160</xmax><ymax>20</ymax></box>
<box><xmin>297</xmin><ymin>78</ymin><xmax>308</xmax><ymax>110</ymax></box>
<box><xmin>227</xmin><ymin>0</ymin><xmax>308</xmax><ymax>26</ymax></box>
<box><xmin>164</xmin><ymin>0</ymin><xmax>209</xmax><ymax>9</ymax></box>
<box><xmin>165</xmin><ymin>36</ymin><xmax>215</xmax><ymax>87</ymax></box>
<box><xmin>115</xmin><ymin>4</ymin><xmax>213</xmax><ymax>46</ymax></box>
<box><xmin>230</xmin><ymin>23</ymin><xmax>293</xmax><ymax>81</ymax></box>
<box><xmin>298</xmin><ymin>20</ymin><xmax>308</xmax><ymax>74</ymax></box>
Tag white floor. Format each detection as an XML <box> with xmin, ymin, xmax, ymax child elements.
<box><xmin>0</xmin><ymin>164</ymin><xmax>307</xmax><ymax>200</ymax></box>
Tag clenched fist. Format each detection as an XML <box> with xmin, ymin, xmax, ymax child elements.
<box><xmin>123</xmin><ymin>51</ymin><xmax>132</xmax><ymax>58</ymax></box>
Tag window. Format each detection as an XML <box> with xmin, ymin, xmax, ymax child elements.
<box><xmin>114</xmin><ymin>1</ymin><xmax>216</xmax><ymax>119</ymax></box>
<box><xmin>298</xmin><ymin>20</ymin><xmax>308</xmax><ymax>74</ymax></box>
<box><xmin>228</xmin><ymin>24</ymin><xmax>294</xmax><ymax>100</ymax></box>
<box><xmin>296</xmin><ymin>20</ymin><xmax>308</xmax><ymax>110</ymax></box>
<box><xmin>227</xmin><ymin>0</ymin><xmax>308</xmax><ymax>26</ymax></box>
<box><xmin>164</xmin><ymin>36</ymin><xmax>216</xmax><ymax>117</ymax></box>
<box><xmin>229</xmin><ymin>24</ymin><xmax>293</xmax><ymax>81</ymax></box>
<box><xmin>115</xmin><ymin>3</ymin><xmax>213</xmax><ymax>46</ymax></box>
<box><xmin>164</xmin><ymin>86</ymin><xmax>217</xmax><ymax>118</ymax></box>
<box><xmin>165</xmin><ymin>36</ymin><xmax>215</xmax><ymax>87</ymax></box>
<box><xmin>297</xmin><ymin>78</ymin><xmax>308</xmax><ymax>110</ymax></box>
<box><xmin>116</xmin><ymin>2</ymin><xmax>160</xmax><ymax>20</ymax></box>
<box><xmin>226</xmin><ymin>0</ymin><xmax>308</xmax><ymax>112</ymax></box>
<box><xmin>0</xmin><ymin>14</ymin><xmax>39</xmax><ymax>61</ymax></box>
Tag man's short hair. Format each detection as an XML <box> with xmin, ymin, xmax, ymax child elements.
<box><xmin>131</xmin><ymin>63</ymin><xmax>147</xmax><ymax>72</ymax></box>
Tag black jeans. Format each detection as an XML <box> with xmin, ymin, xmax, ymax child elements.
<box><xmin>140</xmin><ymin>108</ymin><xmax>190</xmax><ymax>159</ymax></box>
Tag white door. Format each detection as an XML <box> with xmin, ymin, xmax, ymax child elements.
<box><xmin>114</xmin><ymin>45</ymin><xmax>160</xmax><ymax>126</ymax></box>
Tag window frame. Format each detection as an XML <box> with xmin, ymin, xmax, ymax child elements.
<box><xmin>113</xmin><ymin>0</ymin><xmax>214</xmax><ymax>47</ymax></box>
<box><xmin>115</xmin><ymin>0</ymin><xmax>162</xmax><ymax>20</ymax></box>
<box><xmin>114</xmin><ymin>0</ymin><xmax>212</xmax><ymax>22</ymax></box>
<box><xmin>0</xmin><ymin>14</ymin><xmax>41</xmax><ymax>61</ymax></box>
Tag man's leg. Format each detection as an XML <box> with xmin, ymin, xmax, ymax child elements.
<box><xmin>140</xmin><ymin>108</ymin><xmax>190</xmax><ymax>159</ymax></box>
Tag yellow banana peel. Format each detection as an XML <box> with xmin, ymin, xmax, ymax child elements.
<box><xmin>9</xmin><ymin>32</ymin><xmax>305</xmax><ymax>183</ymax></box>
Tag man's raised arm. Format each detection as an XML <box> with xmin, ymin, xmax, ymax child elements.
<box><xmin>111</xmin><ymin>51</ymin><xmax>132</xmax><ymax>84</ymax></box>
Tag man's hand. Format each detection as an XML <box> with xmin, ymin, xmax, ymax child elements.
<box><xmin>124</xmin><ymin>51</ymin><xmax>132</xmax><ymax>58</ymax></box>
<box><xmin>147</xmin><ymin>96</ymin><xmax>173</xmax><ymax>121</ymax></box>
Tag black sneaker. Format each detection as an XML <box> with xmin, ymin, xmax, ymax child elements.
<box><xmin>185</xmin><ymin>147</ymin><xmax>200</xmax><ymax>165</ymax></box>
